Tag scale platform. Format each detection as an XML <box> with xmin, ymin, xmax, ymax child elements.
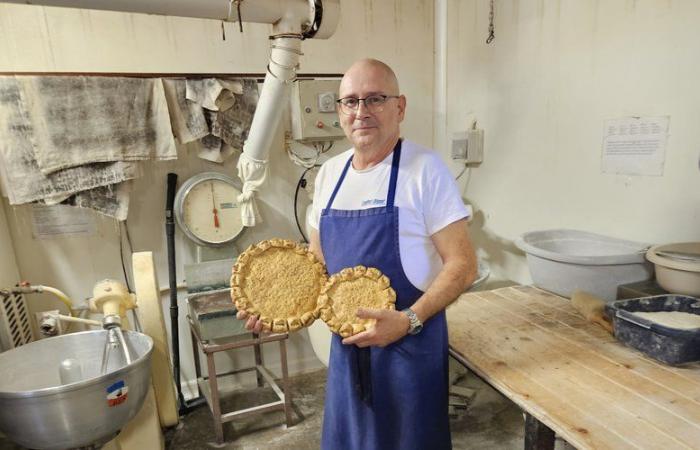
<box><xmin>186</xmin><ymin>289</ymin><xmax>247</xmax><ymax>341</ymax></box>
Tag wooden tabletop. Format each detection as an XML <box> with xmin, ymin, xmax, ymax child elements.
<box><xmin>447</xmin><ymin>285</ymin><xmax>700</xmax><ymax>450</ymax></box>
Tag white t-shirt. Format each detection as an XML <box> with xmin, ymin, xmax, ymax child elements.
<box><xmin>308</xmin><ymin>139</ymin><xmax>469</xmax><ymax>291</ymax></box>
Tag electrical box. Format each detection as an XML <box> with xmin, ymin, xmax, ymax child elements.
<box><xmin>290</xmin><ymin>79</ymin><xmax>346</xmax><ymax>142</ymax></box>
<box><xmin>451</xmin><ymin>127</ymin><xmax>484</xmax><ymax>164</ymax></box>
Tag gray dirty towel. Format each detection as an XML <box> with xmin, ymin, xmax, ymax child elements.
<box><xmin>62</xmin><ymin>182</ymin><xmax>131</xmax><ymax>221</ymax></box>
<box><xmin>17</xmin><ymin>76</ymin><xmax>176</xmax><ymax>175</ymax></box>
<box><xmin>0</xmin><ymin>77</ymin><xmax>140</xmax><ymax>205</ymax></box>
<box><xmin>162</xmin><ymin>78</ymin><xmax>208</xmax><ymax>144</ymax></box>
<box><xmin>189</xmin><ymin>79</ymin><xmax>258</xmax><ymax>163</ymax></box>
<box><xmin>213</xmin><ymin>79</ymin><xmax>258</xmax><ymax>151</ymax></box>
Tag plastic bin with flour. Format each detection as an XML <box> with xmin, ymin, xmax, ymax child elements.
<box><xmin>516</xmin><ymin>229</ymin><xmax>654</xmax><ymax>301</ymax></box>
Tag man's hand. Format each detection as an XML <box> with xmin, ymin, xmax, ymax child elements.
<box><xmin>236</xmin><ymin>310</ymin><xmax>265</xmax><ymax>334</ymax></box>
<box><xmin>341</xmin><ymin>308</ymin><xmax>410</xmax><ymax>348</ymax></box>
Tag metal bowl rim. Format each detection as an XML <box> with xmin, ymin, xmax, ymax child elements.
<box><xmin>0</xmin><ymin>330</ymin><xmax>153</xmax><ymax>400</ymax></box>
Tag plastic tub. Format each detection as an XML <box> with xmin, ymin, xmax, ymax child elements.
<box><xmin>606</xmin><ymin>295</ymin><xmax>700</xmax><ymax>365</ymax></box>
<box><xmin>515</xmin><ymin>229</ymin><xmax>653</xmax><ymax>301</ymax></box>
<box><xmin>646</xmin><ymin>242</ymin><xmax>700</xmax><ymax>296</ymax></box>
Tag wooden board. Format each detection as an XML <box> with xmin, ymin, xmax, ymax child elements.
<box><xmin>133</xmin><ymin>251</ymin><xmax>179</xmax><ymax>428</ymax></box>
<box><xmin>447</xmin><ymin>286</ymin><xmax>700</xmax><ymax>450</ymax></box>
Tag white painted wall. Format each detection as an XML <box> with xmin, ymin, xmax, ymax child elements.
<box><xmin>442</xmin><ymin>0</ymin><xmax>700</xmax><ymax>285</ymax></box>
<box><xmin>0</xmin><ymin>0</ymin><xmax>435</xmax><ymax>393</ymax></box>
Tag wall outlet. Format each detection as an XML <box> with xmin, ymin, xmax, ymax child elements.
<box><xmin>451</xmin><ymin>127</ymin><xmax>484</xmax><ymax>164</ymax></box>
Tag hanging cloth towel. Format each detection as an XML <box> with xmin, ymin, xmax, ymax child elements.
<box><xmin>0</xmin><ymin>77</ymin><xmax>140</xmax><ymax>205</ymax></box>
<box><xmin>17</xmin><ymin>76</ymin><xmax>177</xmax><ymax>175</ymax></box>
<box><xmin>161</xmin><ymin>78</ymin><xmax>208</xmax><ymax>144</ymax></box>
<box><xmin>236</xmin><ymin>151</ymin><xmax>267</xmax><ymax>226</ymax></box>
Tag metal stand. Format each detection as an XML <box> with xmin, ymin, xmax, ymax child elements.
<box><xmin>188</xmin><ymin>319</ymin><xmax>292</xmax><ymax>443</ymax></box>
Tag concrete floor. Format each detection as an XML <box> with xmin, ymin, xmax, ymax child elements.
<box><xmin>0</xmin><ymin>359</ymin><xmax>576</xmax><ymax>450</ymax></box>
<box><xmin>163</xmin><ymin>359</ymin><xmax>576</xmax><ymax>450</ymax></box>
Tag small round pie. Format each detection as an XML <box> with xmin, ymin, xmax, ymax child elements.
<box><xmin>318</xmin><ymin>266</ymin><xmax>397</xmax><ymax>338</ymax></box>
<box><xmin>231</xmin><ymin>238</ymin><xmax>327</xmax><ymax>333</ymax></box>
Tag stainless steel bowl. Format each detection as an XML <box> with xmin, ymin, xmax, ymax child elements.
<box><xmin>0</xmin><ymin>330</ymin><xmax>153</xmax><ymax>449</ymax></box>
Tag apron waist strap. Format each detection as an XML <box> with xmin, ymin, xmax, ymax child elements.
<box><xmin>356</xmin><ymin>347</ymin><xmax>372</xmax><ymax>406</ymax></box>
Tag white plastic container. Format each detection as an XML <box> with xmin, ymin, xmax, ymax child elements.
<box><xmin>515</xmin><ymin>229</ymin><xmax>653</xmax><ymax>301</ymax></box>
<box><xmin>646</xmin><ymin>242</ymin><xmax>700</xmax><ymax>296</ymax></box>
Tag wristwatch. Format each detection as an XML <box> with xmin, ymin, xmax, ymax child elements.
<box><xmin>402</xmin><ymin>308</ymin><xmax>423</xmax><ymax>335</ymax></box>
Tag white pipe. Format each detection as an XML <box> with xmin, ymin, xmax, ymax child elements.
<box><xmin>1</xmin><ymin>0</ymin><xmax>341</xmax><ymax>38</ymax></box>
<box><xmin>50</xmin><ymin>313</ymin><xmax>101</xmax><ymax>327</ymax></box>
<box><xmin>0</xmin><ymin>0</ymin><xmax>306</xmax><ymax>24</ymax></box>
<box><xmin>246</xmin><ymin>38</ymin><xmax>301</xmax><ymax>160</ymax></box>
<box><xmin>236</xmin><ymin>14</ymin><xmax>304</xmax><ymax>226</ymax></box>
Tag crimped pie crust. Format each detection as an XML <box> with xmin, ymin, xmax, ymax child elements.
<box><xmin>318</xmin><ymin>266</ymin><xmax>397</xmax><ymax>338</ymax></box>
<box><xmin>231</xmin><ymin>239</ymin><xmax>327</xmax><ymax>333</ymax></box>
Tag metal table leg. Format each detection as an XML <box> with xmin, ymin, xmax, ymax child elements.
<box><xmin>279</xmin><ymin>339</ymin><xmax>292</xmax><ymax>426</ymax></box>
<box><xmin>253</xmin><ymin>332</ymin><xmax>264</xmax><ymax>388</ymax></box>
<box><xmin>524</xmin><ymin>412</ymin><xmax>555</xmax><ymax>450</ymax></box>
<box><xmin>206</xmin><ymin>352</ymin><xmax>224</xmax><ymax>444</ymax></box>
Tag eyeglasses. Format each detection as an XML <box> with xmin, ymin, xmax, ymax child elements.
<box><xmin>336</xmin><ymin>94</ymin><xmax>400</xmax><ymax>115</ymax></box>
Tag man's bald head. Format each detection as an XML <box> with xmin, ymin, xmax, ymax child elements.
<box><xmin>337</xmin><ymin>59</ymin><xmax>406</xmax><ymax>155</ymax></box>
<box><xmin>340</xmin><ymin>59</ymin><xmax>400</xmax><ymax>96</ymax></box>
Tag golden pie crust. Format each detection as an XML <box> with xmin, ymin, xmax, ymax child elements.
<box><xmin>230</xmin><ymin>238</ymin><xmax>327</xmax><ymax>333</ymax></box>
<box><xmin>317</xmin><ymin>266</ymin><xmax>397</xmax><ymax>338</ymax></box>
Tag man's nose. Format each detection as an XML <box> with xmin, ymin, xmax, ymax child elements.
<box><xmin>354</xmin><ymin>100</ymin><xmax>371</xmax><ymax>118</ymax></box>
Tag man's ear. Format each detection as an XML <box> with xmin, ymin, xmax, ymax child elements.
<box><xmin>397</xmin><ymin>95</ymin><xmax>407</xmax><ymax>122</ymax></box>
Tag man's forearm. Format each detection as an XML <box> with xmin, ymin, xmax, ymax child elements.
<box><xmin>410</xmin><ymin>258</ymin><xmax>476</xmax><ymax>324</ymax></box>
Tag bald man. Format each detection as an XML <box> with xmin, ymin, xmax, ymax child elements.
<box><xmin>307</xmin><ymin>59</ymin><xmax>478</xmax><ymax>450</ymax></box>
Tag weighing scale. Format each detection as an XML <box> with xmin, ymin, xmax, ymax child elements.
<box><xmin>173</xmin><ymin>171</ymin><xmax>248</xmax><ymax>343</ymax></box>
<box><xmin>174</xmin><ymin>171</ymin><xmax>246</xmax><ymax>264</ymax></box>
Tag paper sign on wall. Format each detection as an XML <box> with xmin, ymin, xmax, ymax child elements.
<box><xmin>601</xmin><ymin>116</ymin><xmax>669</xmax><ymax>176</ymax></box>
<box><xmin>31</xmin><ymin>204</ymin><xmax>95</xmax><ymax>239</ymax></box>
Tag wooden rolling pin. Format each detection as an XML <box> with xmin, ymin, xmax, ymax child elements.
<box><xmin>570</xmin><ymin>290</ymin><xmax>614</xmax><ymax>334</ymax></box>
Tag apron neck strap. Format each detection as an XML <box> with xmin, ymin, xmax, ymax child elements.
<box><xmin>325</xmin><ymin>139</ymin><xmax>403</xmax><ymax>211</ymax></box>
<box><xmin>386</xmin><ymin>139</ymin><xmax>402</xmax><ymax>209</ymax></box>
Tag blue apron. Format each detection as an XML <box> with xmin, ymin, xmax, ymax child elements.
<box><xmin>320</xmin><ymin>140</ymin><xmax>451</xmax><ymax>450</ymax></box>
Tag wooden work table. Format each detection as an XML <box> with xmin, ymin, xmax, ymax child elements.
<box><xmin>447</xmin><ymin>286</ymin><xmax>700</xmax><ymax>450</ymax></box>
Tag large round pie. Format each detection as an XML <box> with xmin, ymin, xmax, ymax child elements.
<box><xmin>318</xmin><ymin>266</ymin><xmax>397</xmax><ymax>338</ymax></box>
<box><xmin>230</xmin><ymin>238</ymin><xmax>327</xmax><ymax>333</ymax></box>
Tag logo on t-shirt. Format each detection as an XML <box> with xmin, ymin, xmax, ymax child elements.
<box><xmin>361</xmin><ymin>198</ymin><xmax>386</xmax><ymax>206</ymax></box>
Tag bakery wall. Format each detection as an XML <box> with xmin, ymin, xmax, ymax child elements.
<box><xmin>436</xmin><ymin>0</ymin><xmax>700</xmax><ymax>286</ymax></box>
<box><xmin>0</xmin><ymin>0</ymin><xmax>435</xmax><ymax>394</ymax></box>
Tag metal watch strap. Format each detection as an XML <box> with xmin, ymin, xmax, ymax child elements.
<box><xmin>402</xmin><ymin>308</ymin><xmax>423</xmax><ymax>335</ymax></box>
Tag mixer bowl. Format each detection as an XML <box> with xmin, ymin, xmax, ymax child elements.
<box><xmin>0</xmin><ymin>330</ymin><xmax>153</xmax><ymax>449</ymax></box>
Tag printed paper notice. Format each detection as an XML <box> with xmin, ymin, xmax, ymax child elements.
<box><xmin>602</xmin><ymin>116</ymin><xmax>669</xmax><ymax>176</ymax></box>
<box><xmin>31</xmin><ymin>205</ymin><xmax>95</xmax><ymax>239</ymax></box>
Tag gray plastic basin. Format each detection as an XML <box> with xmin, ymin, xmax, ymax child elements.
<box><xmin>515</xmin><ymin>229</ymin><xmax>654</xmax><ymax>301</ymax></box>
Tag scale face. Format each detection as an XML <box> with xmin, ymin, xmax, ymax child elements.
<box><xmin>174</xmin><ymin>172</ymin><xmax>245</xmax><ymax>248</ymax></box>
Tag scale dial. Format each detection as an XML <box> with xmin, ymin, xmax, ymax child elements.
<box><xmin>174</xmin><ymin>172</ymin><xmax>245</xmax><ymax>247</ymax></box>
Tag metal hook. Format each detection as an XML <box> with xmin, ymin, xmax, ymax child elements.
<box><xmin>227</xmin><ymin>0</ymin><xmax>243</xmax><ymax>33</ymax></box>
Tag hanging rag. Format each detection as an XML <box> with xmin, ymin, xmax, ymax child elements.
<box><xmin>17</xmin><ymin>76</ymin><xmax>177</xmax><ymax>175</ymax></box>
<box><xmin>44</xmin><ymin>182</ymin><xmax>131</xmax><ymax>221</ymax></box>
<box><xmin>161</xmin><ymin>78</ymin><xmax>208</xmax><ymax>144</ymax></box>
<box><xmin>213</xmin><ymin>79</ymin><xmax>258</xmax><ymax>151</ymax></box>
<box><xmin>236</xmin><ymin>152</ymin><xmax>267</xmax><ymax>226</ymax></box>
<box><xmin>0</xmin><ymin>77</ymin><xmax>140</xmax><ymax>205</ymax></box>
<box><xmin>185</xmin><ymin>78</ymin><xmax>258</xmax><ymax>164</ymax></box>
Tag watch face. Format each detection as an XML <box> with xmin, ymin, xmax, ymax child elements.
<box><xmin>175</xmin><ymin>173</ymin><xmax>245</xmax><ymax>246</ymax></box>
